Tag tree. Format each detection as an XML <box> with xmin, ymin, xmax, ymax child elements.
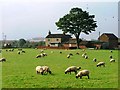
<box><xmin>18</xmin><ymin>39</ymin><xmax>26</xmax><ymax>48</ymax></box>
<box><xmin>56</xmin><ymin>7</ymin><xmax>97</xmax><ymax>49</ymax></box>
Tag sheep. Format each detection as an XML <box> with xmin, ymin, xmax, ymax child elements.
<box><xmin>17</xmin><ymin>51</ymin><xmax>21</xmax><ymax>54</ymax></box>
<box><xmin>69</xmin><ymin>53</ymin><xmax>73</xmax><ymax>56</ymax></box>
<box><xmin>76</xmin><ymin>70</ymin><xmax>90</xmax><ymax>79</ymax></box>
<box><xmin>60</xmin><ymin>51</ymin><xmax>62</xmax><ymax>54</ymax></box>
<box><xmin>43</xmin><ymin>53</ymin><xmax>47</xmax><ymax>56</ymax></box>
<box><xmin>67</xmin><ymin>54</ymin><xmax>70</xmax><ymax>58</ymax></box>
<box><xmin>110</xmin><ymin>59</ymin><xmax>115</xmax><ymax>63</ymax></box>
<box><xmin>84</xmin><ymin>55</ymin><xmax>88</xmax><ymax>59</ymax></box>
<box><xmin>65</xmin><ymin>66</ymin><xmax>81</xmax><ymax>74</ymax></box>
<box><xmin>40</xmin><ymin>50</ymin><xmax>44</xmax><ymax>53</ymax></box>
<box><xmin>82</xmin><ymin>53</ymin><xmax>86</xmax><ymax>58</ymax></box>
<box><xmin>0</xmin><ymin>58</ymin><xmax>6</xmax><ymax>62</ymax></box>
<box><xmin>36</xmin><ymin>54</ymin><xmax>41</xmax><ymax>58</ymax></box>
<box><xmin>21</xmin><ymin>50</ymin><xmax>25</xmax><ymax>53</ymax></box>
<box><xmin>42</xmin><ymin>66</ymin><xmax>51</xmax><ymax>74</ymax></box>
<box><xmin>97</xmin><ymin>62</ymin><xmax>105</xmax><ymax>67</ymax></box>
<box><xmin>36</xmin><ymin>66</ymin><xmax>44</xmax><ymax>75</ymax></box>
<box><xmin>110</xmin><ymin>50</ymin><xmax>113</xmax><ymax>53</ymax></box>
<box><xmin>109</xmin><ymin>55</ymin><xmax>112</xmax><ymax>59</ymax></box>
<box><xmin>76</xmin><ymin>52</ymin><xmax>79</xmax><ymax>55</ymax></box>
<box><xmin>93</xmin><ymin>58</ymin><xmax>97</xmax><ymax>62</ymax></box>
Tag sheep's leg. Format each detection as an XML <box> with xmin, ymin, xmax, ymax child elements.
<box><xmin>87</xmin><ymin>75</ymin><xmax>90</xmax><ymax>79</ymax></box>
<box><xmin>80</xmin><ymin>76</ymin><xmax>82</xmax><ymax>79</ymax></box>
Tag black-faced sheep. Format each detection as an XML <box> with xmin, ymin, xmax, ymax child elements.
<box><xmin>76</xmin><ymin>70</ymin><xmax>90</xmax><ymax>79</ymax></box>
<box><xmin>110</xmin><ymin>50</ymin><xmax>113</xmax><ymax>53</ymax></box>
<box><xmin>84</xmin><ymin>55</ymin><xmax>88</xmax><ymax>59</ymax></box>
<box><xmin>110</xmin><ymin>59</ymin><xmax>115</xmax><ymax>62</ymax></box>
<box><xmin>76</xmin><ymin>52</ymin><xmax>79</xmax><ymax>55</ymax></box>
<box><xmin>67</xmin><ymin>54</ymin><xmax>70</xmax><ymax>58</ymax></box>
<box><xmin>21</xmin><ymin>50</ymin><xmax>25</xmax><ymax>53</ymax></box>
<box><xmin>36</xmin><ymin>54</ymin><xmax>41</xmax><ymax>58</ymax></box>
<box><xmin>65</xmin><ymin>66</ymin><xmax>81</xmax><ymax>74</ymax></box>
<box><xmin>109</xmin><ymin>55</ymin><xmax>112</xmax><ymax>59</ymax></box>
<box><xmin>82</xmin><ymin>53</ymin><xmax>86</xmax><ymax>58</ymax></box>
<box><xmin>60</xmin><ymin>51</ymin><xmax>62</xmax><ymax>54</ymax></box>
<box><xmin>42</xmin><ymin>66</ymin><xmax>51</xmax><ymax>74</ymax></box>
<box><xmin>36</xmin><ymin>66</ymin><xmax>44</xmax><ymax>75</ymax></box>
<box><xmin>0</xmin><ymin>58</ymin><xmax>6</xmax><ymax>62</ymax></box>
<box><xmin>93</xmin><ymin>58</ymin><xmax>97</xmax><ymax>62</ymax></box>
<box><xmin>17</xmin><ymin>51</ymin><xmax>21</xmax><ymax>54</ymax></box>
<box><xmin>43</xmin><ymin>53</ymin><xmax>47</xmax><ymax>56</ymax></box>
<box><xmin>97</xmin><ymin>62</ymin><xmax>105</xmax><ymax>67</ymax></box>
<box><xmin>69</xmin><ymin>53</ymin><xmax>73</xmax><ymax>56</ymax></box>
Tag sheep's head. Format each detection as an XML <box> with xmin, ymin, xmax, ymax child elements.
<box><xmin>77</xmin><ymin>67</ymin><xmax>81</xmax><ymax>70</ymax></box>
<box><xmin>65</xmin><ymin>71</ymin><xmax>67</xmax><ymax>74</ymax></box>
<box><xmin>96</xmin><ymin>65</ymin><xmax>98</xmax><ymax>67</ymax></box>
<box><xmin>76</xmin><ymin>76</ymin><xmax>78</xmax><ymax>78</ymax></box>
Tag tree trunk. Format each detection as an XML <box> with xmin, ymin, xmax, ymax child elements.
<box><xmin>76</xmin><ymin>36</ymin><xmax>80</xmax><ymax>49</ymax></box>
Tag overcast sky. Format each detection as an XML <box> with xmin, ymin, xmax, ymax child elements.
<box><xmin>0</xmin><ymin>0</ymin><xmax>119</xmax><ymax>40</ymax></box>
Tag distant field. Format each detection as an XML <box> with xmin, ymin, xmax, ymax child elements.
<box><xmin>1</xmin><ymin>49</ymin><xmax>118</xmax><ymax>88</ymax></box>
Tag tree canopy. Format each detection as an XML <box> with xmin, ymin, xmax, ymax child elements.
<box><xmin>56</xmin><ymin>7</ymin><xmax>97</xmax><ymax>49</ymax></box>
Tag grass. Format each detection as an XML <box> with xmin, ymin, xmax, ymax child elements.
<box><xmin>1</xmin><ymin>48</ymin><xmax>118</xmax><ymax>88</ymax></box>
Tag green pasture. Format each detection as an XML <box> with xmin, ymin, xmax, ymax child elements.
<box><xmin>1</xmin><ymin>49</ymin><xmax>118</xmax><ymax>88</ymax></box>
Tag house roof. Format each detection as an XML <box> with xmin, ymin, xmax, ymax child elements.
<box><xmin>99</xmin><ymin>33</ymin><xmax>118</xmax><ymax>40</ymax></box>
<box><xmin>46</xmin><ymin>34</ymin><xmax>71</xmax><ymax>38</ymax></box>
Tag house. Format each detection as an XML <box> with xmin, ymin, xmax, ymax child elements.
<box><xmin>98</xmin><ymin>33</ymin><xmax>118</xmax><ymax>49</ymax></box>
<box><xmin>63</xmin><ymin>38</ymin><xmax>89</xmax><ymax>49</ymax></box>
<box><xmin>45</xmin><ymin>31</ymin><xmax>71</xmax><ymax>47</ymax></box>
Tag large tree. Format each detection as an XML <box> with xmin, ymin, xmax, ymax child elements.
<box><xmin>18</xmin><ymin>38</ymin><xmax>26</xmax><ymax>48</ymax></box>
<box><xmin>56</xmin><ymin>7</ymin><xmax>97</xmax><ymax>49</ymax></box>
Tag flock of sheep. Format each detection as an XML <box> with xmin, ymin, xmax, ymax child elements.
<box><xmin>35</xmin><ymin>49</ymin><xmax>116</xmax><ymax>79</ymax></box>
<box><xmin>0</xmin><ymin>48</ymin><xmax>116</xmax><ymax>79</ymax></box>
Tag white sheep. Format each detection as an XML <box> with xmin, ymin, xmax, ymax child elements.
<box><xmin>76</xmin><ymin>70</ymin><xmax>90</xmax><ymax>79</ymax></box>
<box><xmin>65</xmin><ymin>66</ymin><xmax>81</xmax><ymax>74</ymax></box>
<box><xmin>84</xmin><ymin>55</ymin><xmax>88</xmax><ymax>59</ymax></box>
<box><xmin>97</xmin><ymin>62</ymin><xmax>105</xmax><ymax>67</ymax></box>
<box><xmin>93</xmin><ymin>58</ymin><xmax>97</xmax><ymax>62</ymax></box>
<box><xmin>17</xmin><ymin>51</ymin><xmax>21</xmax><ymax>54</ymax></box>
<box><xmin>0</xmin><ymin>58</ymin><xmax>6</xmax><ymax>62</ymax></box>
<box><xmin>42</xmin><ymin>66</ymin><xmax>51</xmax><ymax>74</ymax></box>
<box><xmin>82</xmin><ymin>53</ymin><xmax>86</xmax><ymax>58</ymax></box>
<box><xmin>36</xmin><ymin>66</ymin><xmax>44</xmax><ymax>75</ymax></box>
<box><xmin>36</xmin><ymin>54</ymin><xmax>41</xmax><ymax>58</ymax></box>
<box><xmin>67</xmin><ymin>54</ymin><xmax>70</xmax><ymax>58</ymax></box>
<box><xmin>110</xmin><ymin>59</ymin><xmax>115</xmax><ymax>63</ymax></box>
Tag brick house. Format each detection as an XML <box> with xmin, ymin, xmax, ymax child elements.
<box><xmin>98</xmin><ymin>33</ymin><xmax>118</xmax><ymax>49</ymax></box>
<box><xmin>45</xmin><ymin>31</ymin><xmax>71</xmax><ymax>47</ymax></box>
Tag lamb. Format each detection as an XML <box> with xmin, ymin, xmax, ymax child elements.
<box><xmin>65</xmin><ymin>66</ymin><xmax>81</xmax><ymax>74</ymax></box>
<box><xmin>42</xmin><ymin>66</ymin><xmax>51</xmax><ymax>74</ymax></box>
<box><xmin>36</xmin><ymin>66</ymin><xmax>44</xmax><ymax>75</ymax></box>
<box><xmin>97</xmin><ymin>62</ymin><xmax>105</xmax><ymax>67</ymax></box>
<box><xmin>0</xmin><ymin>58</ymin><xmax>6</xmax><ymax>62</ymax></box>
<box><xmin>110</xmin><ymin>59</ymin><xmax>115</xmax><ymax>62</ymax></box>
<box><xmin>76</xmin><ymin>70</ymin><xmax>90</xmax><ymax>79</ymax></box>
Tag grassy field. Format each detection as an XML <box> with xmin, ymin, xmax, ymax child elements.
<box><xmin>1</xmin><ymin>48</ymin><xmax>118</xmax><ymax>88</ymax></box>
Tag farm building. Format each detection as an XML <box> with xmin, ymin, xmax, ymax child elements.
<box><xmin>98</xmin><ymin>33</ymin><xmax>118</xmax><ymax>49</ymax></box>
<box><xmin>45</xmin><ymin>31</ymin><xmax>71</xmax><ymax>47</ymax></box>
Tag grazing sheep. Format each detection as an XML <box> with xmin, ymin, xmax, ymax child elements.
<box><xmin>17</xmin><ymin>51</ymin><xmax>21</xmax><ymax>54</ymax></box>
<box><xmin>67</xmin><ymin>54</ymin><xmax>70</xmax><ymax>58</ymax></box>
<box><xmin>36</xmin><ymin>54</ymin><xmax>41</xmax><ymax>58</ymax></box>
<box><xmin>76</xmin><ymin>52</ymin><xmax>79</xmax><ymax>55</ymax></box>
<box><xmin>110</xmin><ymin>59</ymin><xmax>115</xmax><ymax>62</ymax></box>
<box><xmin>82</xmin><ymin>53</ymin><xmax>86</xmax><ymax>58</ymax></box>
<box><xmin>36</xmin><ymin>66</ymin><xmax>44</xmax><ymax>75</ymax></box>
<box><xmin>97</xmin><ymin>62</ymin><xmax>105</xmax><ymax>67</ymax></box>
<box><xmin>21</xmin><ymin>50</ymin><xmax>25</xmax><ymax>53</ymax></box>
<box><xmin>0</xmin><ymin>58</ymin><xmax>6</xmax><ymax>62</ymax></box>
<box><xmin>84</xmin><ymin>55</ymin><xmax>88</xmax><ymax>59</ymax></box>
<box><xmin>76</xmin><ymin>70</ymin><xmax>90</xmax><ymax>79</ymax></box>
<box><xmin>65</xmin><ymin>66</ymin><xmax>81</xmax><ymax>74</ymax></box>
<box><xmin>43</xmin><ymin>53</ymin><xmax>47</xmax><ymax>56</ymax></box>
<box><xmin>42</xmin><ymin>66</ymin><xmax>51</xmax><ymax>74</ymax></box>
<box><xmin>60</xmin><ymin>51</ymin><xmax>62</xmax><ymax>54</ymax></box>
<box><xmin>110</xmin><ymin>50</ymin><xmax>113</xmax><ymax>53</ymax></box>
<box><xmin>109</xmin><ymin>55</ymin><xmax>112</xmax><ymax>59</ymax></box>
<box><xmin>93</xmin><ymin>58</ymin><xmax>97</xmax><ymax>62</ymax></box>
<box><xmin>69</xmin><ymin>53</ymin><xmax>73</xmax><ymax>56</ymax></box>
